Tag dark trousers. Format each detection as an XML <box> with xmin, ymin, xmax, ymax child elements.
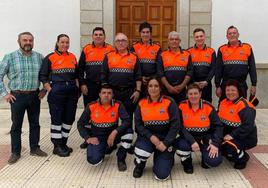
<box><xmin>113</xmin><ymin>88</ymin><xmax>136</xmax><ymax>119</ymax></box>
<box><xmin>222</xmin><ymin>139</ymin><xmax>252</xmax><ymax>164</ymax></box>
<box><xmin>134</xmin><ymin>135</ymin><xmax>175</xmax><ymax>179</ymax></box>
<box><xmin>87</xmin><ymin>128</ymin><xmax>133</xmax><ymax>165</ymax></box>
<box><xmin>10</xmin><ymin>91</ymin><xmax>41</xmax><ymax>154</ymax></box>
<box><xmin>82</xmin><ymin>81</ymin><xmax>100</xmax><ymax>108</ymax></box>
<box><xmin>165</xmin><ymin>89</ymin><xmax>186</xmax><ymax>104</ymax></box>
<box><xmin>48</xmin><ymin>81</ymin><xmax>78</xmax><ymax>145</ymax></box>
<box><xmin>174</xmin><ymin>138</ymin><xmax>222</xmax><ymax>167</ymax></box>
<box><xmin>201</xmin><ymin>82</ymin><xmax>212</xmax><ymax>102</ymax></box>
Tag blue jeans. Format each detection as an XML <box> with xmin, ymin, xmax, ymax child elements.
<box><xmin>10</xmin><ymin>91</ymin><xmax>41</xmax><ymax>154</ymax></box>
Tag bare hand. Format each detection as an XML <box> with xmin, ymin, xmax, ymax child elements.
<box><xmin>216</xmin><ymin>87</ymin><xmax>222</xmax><ymax>98</ymax></box>
<box><xmin>207</xmin><ymin>144</ymin><xmax>219</xmax><ymax>158</ymax></box>
<box><xmin>46</xmin><ymin>86</ymin><xmax>52</xmax><ymax>93</ymax></box>
<box><xmin>167</xmin><ymin>85</ymin><xmax>179</xmax><ymax>94</ymax></box>
<box><xmin>198</xmin><ymin>81</ymin><xmax>208</xmax><ymax>89</ymax></box>
<box><xmin>250</xmin><ymin>86</ymin><xmax>256</xmax><ymax>96</ymax></box>
<box><xmin>81</xmin><ymin>85</ymin><xmax>88</xmax><ymax>95</ymax></box>
<box><xmin>150</xmin><ymin>135</ymin><xmax>160</xmax><ymax>146</ymax></box>
<box><xmin>156</xmin><ymin>141</ymin><xmax>167</xmax><ymax>152</ymax></box>
<box><xmin>191</xmin><ymin>142</ymin><xmax>200</xmax><ymax>152</ymax></box>
<box><xmin>174</xmin><ymin>84</ymin><xmax>184</xmax><ymax>93</ymax></box>
<box><xmin>107</xmin><ymin>130</ymin><xmax>118</xmax><ymax>147</ymax></box>
<box><xmin>38</xmin><ymin>89</ymin><xmax>47</xmax><ymax>99</ymax></box>
<box><xmin>130</xmin><ymin>91</ymin><xmax>140</xmax><ymax>103</ymax></box>
<box><xmin>87</xmin><ymin>137</ymin><xmax>99</xmax><ymax>145</ymax></box>
<box><xmin>4</xmin><ymin>94</ymin><xmax>16</xmax><ymax>103</ymax></box>
<box><xmin>224</xmin><ymin>134</ymin><xmax>233</xmax><ymax>141</ymax></box>
<box><xmin>142</xmin><ymin>77</ymin><xmax>149</xmax><ymax>85</ymax></box>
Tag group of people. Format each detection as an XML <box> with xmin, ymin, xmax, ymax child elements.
<box><xmin>0</xmin><ymin>22</ymin><xmax>258</xmax><ymax>181</ymax></box>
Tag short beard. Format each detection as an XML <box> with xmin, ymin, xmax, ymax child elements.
<box><xmin>20</xmin><ymin>44</ymin><xmax>33</xmax><ymax>53</ymax></box>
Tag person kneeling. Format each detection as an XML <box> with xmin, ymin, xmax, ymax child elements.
<box><xmin>174</xmin><ymin>84</ymin><xmax>223</xmax><ymax>174</ymax></box>
<box><xmin>133</xmin><ymin>77</ymin><xmax>179</xmax><ymax>180</ymax></box>
<box><xmin>218</xmin><ymin>80</ymin><xmax>257</xmax><ymax>169</ymax></box>
<box><xmin>77</xmin><ymin>84</ymin><xmax>133</xmax><ymax>171</ymax></box>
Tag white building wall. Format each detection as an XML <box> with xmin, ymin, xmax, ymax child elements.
<box><xmin>0</xmin><ymin>0</ymin><xmax>80</xmax><ymax>59</ymax></box>
<box><xmin>211</xmin><ymin>0</ymin><xmax>268</xmax><ymax>63</ymax></box>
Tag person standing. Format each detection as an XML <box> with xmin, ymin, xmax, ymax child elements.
<box><xmin>159</xmin><ymin>31</ymin><xmax>193</xmax><ymax>104</ymax></box>
<box><xmin>78</xmin><ymin>27</ymin><xmax>114</xmax><ymax>107</ymax></box>
<box><xmin>101</xmin><ymin>33</ymin><xmax>142</xmax><ymax>152</ymax></box>
<box><xmin>0</xmin><ymin>32</ymin><xmax>48</xmax><ymax>164</ymax></box>
<box><xmin>78</xmin><ymin>27</ymin><xmax>114</xmax><ymax>149</ymax></box>
<box><xmin>39</xmin><ymin>34</ymin><xmax>79</xmax><ymax>157</ymax></box>
<box><xmin>187</xmin><ymin>28</ymin><xmax>216</xmax><ymax>102</ymax></box>
<box><xmin>130</xmin><ymin>22</ymin><xmax>161</xmax><ymax>98</ymax></box>
<box><xmin>215</xmin><ymin>25</ymin><xmax>257</xmax><ymax>101</ymax></box>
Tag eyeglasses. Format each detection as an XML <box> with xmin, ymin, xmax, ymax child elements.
<box><xmin>115</xmin><ymin>39</ymin><xmax>127</xmax><ymax>43</ymax></box>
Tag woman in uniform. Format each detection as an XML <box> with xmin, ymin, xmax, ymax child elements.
<box><xmin>218</xmin><ymin>79</ymin><xmax>257</xmax><ymax>169</ymax></box>
<box><xmin>39</xmin><ymin>34</ymin><xmax>79</xmax><ymax>157</ymax></box>
<box><xmin>133</xmin><ymin>77</ymin><xmax>179</xmax><ymax>180</ymax></box>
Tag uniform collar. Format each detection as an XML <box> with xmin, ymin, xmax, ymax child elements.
<box><xmin>92</xmin><ymin>41</ymin><xmax>106</xmax><ymax>48</ymax></box>
<box><xmin>194</xmin><ymin>44</ymin><xmax>207</xmax><ymax>50</ymax></box>
<box><xmin>140</xmin><ymin>39</ymin><xmax>153</xmax><ymax>46</ymax></box>
<box><xmin>227</xmin><ymin>40</ymin><xmax>242</xmax><ymax>47</ymax></box>
<box><xmin>147</xmin><ymin>95</ymin><xmax>163</xmax><ymax>103</ymax></box>
<box><xmin>168</xmin><ymin>46</ymin><xmax>182</xmax><ymax>53</ymax></box>
<box><xmin>230</xmin><ymin>97</ymin><xmax>243</xmax><ymax>104</ymax></box>
<box><xmin>55</xmin><ymin>50</ymin><xmax>69</xmax><ymax>55</ymax></box>
<box><xmin>188</xmin><ymin>99</ymin><xmax>203</xmax><ymax>109</ymax></box>
<box><xmin>115</xmin><ymin>48</ymin><xmax>130</xmax><ymax>55</ymax></box>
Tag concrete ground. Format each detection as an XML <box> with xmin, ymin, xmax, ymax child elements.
<box><xmin>0</xmin><ymin>107</ymin><xmax>268</xmax><ymax>188</ymax></box>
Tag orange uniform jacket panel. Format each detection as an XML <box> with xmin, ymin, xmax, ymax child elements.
<box><xmin>78</xmin><ymin>43</ymin><xmax>114</xmax><ymax>84</ymax></box>
<box><xmin>158</xmin><ymin>49</ymin><xmax>193</xmax><ymax>86</ymax></box>
<box><xmin>215</xmin><ymin>42</ymin><xmax>257</xmax><ymax>87</ymax></box>
<box><xmin>135</xmin><ymin>96</ymin><xmax>179</xmax><ymax>147</ymax></box>
<box><xmin>218</xmin><ymin>97</ymin><xmax>257</xmax><ymax>148</ymax></box>
<box><xmin>101</xmin><ymin>51</ymin><xmax>142</xmax><ymax>87</ymax></box>
<box><xmin>77</xmin><ymin>99</ymin><xmax>131</xmax><ymax>138</ymax></box>
<box><xmin>187</xmin><ymin>45</ymin><xmax>216</xmax><ymax>82</ymax></box>
<box><xmin>131</xmin><ymin>40</ymin><xmax>161</xmax><ymax>77</ymax></box>
<box><xmin>39</xmin><ymin>51</ymin><xmax>78</xmax><ymax>83</ymax></box>
<box><xmin>178</xmin><ymin>100</ymin><xmax>223</xmax><ymax>146</ymax></box>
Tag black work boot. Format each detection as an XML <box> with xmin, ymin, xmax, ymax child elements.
<box><xmin>53</xmin><ymin>144</ymin><xmax>70</xmax><ymax>157</ymax></box>
<box><xmin>116</xmin><ymin>146</ymin><xmax>128</xmax><ymax>171</ymax></box>
<box><xmin>181</xmin><ymin>157</ymin><xmax>193</xmax><ymax>174</ymax></box>
<box><xmin>234</xmin><ymin>151</ymin><xmax>250</xmax><ymax>169</ymax></box>
<box><xmin>62</xmin><ymin>138</ymin><xmax>73</xmax><ymax>153</ymax></box>
<box><xmin>201</xmin><ymin>160</ymin><xmax>210</xmax><ymax>169</ymax></box>
<box><xmin>117</xmin><ymin>160</ymin><xmax>127</xmax><ymax>171</ymax></box>
<box><xmin>133</xmin><ymin>161</ymin><xmax>146</xmax><ymax>178</ymax></box>
<box><xmin>80</xmin><ymin>141</ymin><xmax>88</xmax><ymax>149</ymax></box>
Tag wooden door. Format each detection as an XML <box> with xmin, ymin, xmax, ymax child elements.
<box><xmin>116</xmin><ymin>0</ymin><xmax>176</xmax><ymax>50</ymax></box>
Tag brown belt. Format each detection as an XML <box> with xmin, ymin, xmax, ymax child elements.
<box><xmin>11</xmin><ymin>90</ymin><xmax>37</xmax><ymax>94</ymax></box>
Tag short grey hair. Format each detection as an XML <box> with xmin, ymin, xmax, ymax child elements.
<box><xmin>18</xmin><ymin>32</ymin><xmax>34</xmax><ymax>40</ymax></box>
<box><xmin>168</xmin><ymin>31</ymin><xmax>180</xmax><ymax>40</ymax></box>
